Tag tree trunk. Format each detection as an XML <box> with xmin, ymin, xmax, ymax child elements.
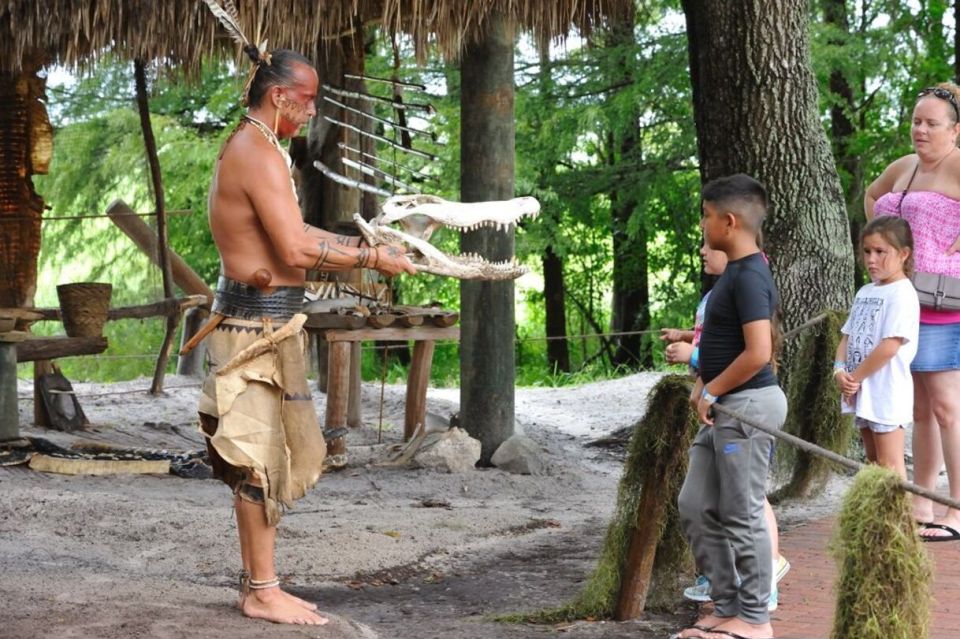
<box><xmin>460</xmin><ymin>11</ymin><xmax>516</xmax><ymax>465</ymax></box>
<box><xmin>607</xmin><ymin>6</ymin><xmax>651</xmax><ymax>369</ymax></box>
<box><xmin>682</xmin><ymin>0</ymin><xmax>854</xmax><ymax>370</ymax></box>
<box><xmin>0</xmin><ymin>58</ymin><xmax>49</xmax><ymax>310</ymax></box>
<box><xmin>543</xmin><ymin>246</ymin><xmax>570</xmax><ymax>372</ymax></box>
<box><xmin>535</xmin><ymin>46</ymin><xmax>570</xmax><ymax>373</ymax></box>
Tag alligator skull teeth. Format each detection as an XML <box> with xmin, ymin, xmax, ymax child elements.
<box><xmin>353</xmin><ymin>195</ymin><xmax>540</xmax><ymax>280</ymax></box>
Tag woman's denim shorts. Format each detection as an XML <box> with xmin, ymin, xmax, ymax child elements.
<box><xmin>912</xmin><ymin>322</ymin><xmax>960</xmax><ymax>372</ymax></box>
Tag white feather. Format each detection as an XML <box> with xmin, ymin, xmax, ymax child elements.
<box><xmin>200</xmin><ymin>0</ymin><xmax>249</xmax><ymax>47</ymax></box>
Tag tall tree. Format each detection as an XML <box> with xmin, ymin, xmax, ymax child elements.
<box><xmin>606</xmin><ymin>4</ymin><xmax>652</xmax><ymax>369</ymax></box>
<box><xmin>682</xmin><ymin>0</ymin><xmax>854</xmax><ymax>365</ymax></box>
<box><xmin>460</xmin><ymin>12</ymin><xmax>516</xmax><ymax>464</ymax></box>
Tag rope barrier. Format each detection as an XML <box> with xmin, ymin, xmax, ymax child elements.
<box><xmin>709</xmin><ymin>397</ymin><xmax>960</xmax><ymax>512</ymax></box>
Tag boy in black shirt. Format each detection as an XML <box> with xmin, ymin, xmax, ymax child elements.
<box><xmin>673</xmin><ymin>175</ymin><xmax>787</xmax><ymax>639</ymax></box>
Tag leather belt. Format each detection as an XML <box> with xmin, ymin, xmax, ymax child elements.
<box><xmin>211</xmin><ymin>275</ymin><xmax>305</xmax><ymax>321</ymax></box>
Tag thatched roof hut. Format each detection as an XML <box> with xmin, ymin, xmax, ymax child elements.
<box><xmin>1</xmin><ymin>0</ymin><xmax>629</xmax><ymax>72</ymax></box>
<box><xmin>0</xmin><ymin>0</ymin><xmax>630</xmax><ymax>310</ymax></box>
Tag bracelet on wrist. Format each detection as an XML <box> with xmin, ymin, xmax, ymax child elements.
<box><xmin>701</xmin><ymin>387</ymin><xmax>718</xmax><ymax>404</ymax></box>
<box><xmin>833</xmin><ymin>360</ymin><xmax>846</xmax><ymax>370</ymax></box>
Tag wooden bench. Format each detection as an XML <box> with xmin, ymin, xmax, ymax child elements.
<box><xmin>0</xmin><ymin>331</ymin><xmax>109</xmax><ymax>440</ymax></box>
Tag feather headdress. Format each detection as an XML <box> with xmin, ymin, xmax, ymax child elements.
<box><xmin>200</xmin><ymin>0</ymin><xmax>270</xmax><ymax>105</ymax></box>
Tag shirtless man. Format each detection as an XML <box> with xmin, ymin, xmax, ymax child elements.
<box><xmin>201</xmin><ymin>47</ymin><xmax>415</xmax><ymax>626</ymax></box>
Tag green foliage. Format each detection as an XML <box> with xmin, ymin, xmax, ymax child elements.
<box><xmin>774</xmin><ymin>310</ymin><xmax>856</xmax><ymax>500</ymax></box>
<box><xmin>830</xmin><ymin>465</ymin><xmax>932</xmax><ymax>639</ymax></box>
<box><xmin>500</xmin><ymin>375</ymin><xmax>698</xmax><ymax>623</ymax></box>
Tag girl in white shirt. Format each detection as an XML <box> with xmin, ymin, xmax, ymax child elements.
<box><xmin>834</xmin><ymin>216</ymin><xmax>920</xmax><ymax>479</ymax></box>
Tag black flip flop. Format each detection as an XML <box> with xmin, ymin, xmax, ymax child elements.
<box><xmin>702</xmin><ymin>630</ymin><xmax>774</xmax><ymax>639</ymax></box>
<box><xmin>919</xmin><ymin>522</ymin><xmax>960</xmax><ymax>542</ymax></box>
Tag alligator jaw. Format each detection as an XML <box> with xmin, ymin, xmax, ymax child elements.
<box><xmin>353</xmin><ymin>214</ymin><xmax>528</xmax><ymax>280</ymax></box>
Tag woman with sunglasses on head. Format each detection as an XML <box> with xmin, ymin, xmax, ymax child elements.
<box><xmin>865</xmin><ymin>82</ymin><xmax>960</xmax><ymax>542</ymax></box>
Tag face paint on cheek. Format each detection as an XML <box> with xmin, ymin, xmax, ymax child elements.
<box><xmin>279</xmin><ymin>98</ymin><xmax>311</xmax><ymax>128</ymax></box>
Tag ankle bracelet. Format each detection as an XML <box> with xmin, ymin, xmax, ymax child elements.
<box><xmin>248</xmin><ymin>577</ymin><xmax>281</xmax><ymax>590</ymax></box>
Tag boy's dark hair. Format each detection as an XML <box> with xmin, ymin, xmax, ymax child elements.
<box><xmin>702</xmin><ymin>173</ymin><xmax>769</xmax><ymax>233</ymax></box>
<box><xmin>244</xmin><ymin>48</ymin><xmax>313</xmax><ymax>108</ymax></box>
<box><xmin>860</xmin><ymin>216</ymin><xmax>915</xmax><ymax>278</ymax></box>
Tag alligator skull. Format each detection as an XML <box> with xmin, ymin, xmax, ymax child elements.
<box><xmin>353</xmin><ymin>194</ymin><xmax>540</xmax><ymax>280</ymax></box>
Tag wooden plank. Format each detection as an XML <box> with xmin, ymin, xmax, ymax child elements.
<box><xmin>106</xmin><ymin>200</ymin><xmax>213</xmax><ymax>301</ymax></box>
<box><xmin>303</xmin><ymin>313</ymin><xmax>367</xmax><ymax>330</ymax></box>
<box><xmin>0</xmin><ymin>331</ymin><xmax>30</xmax><ymax>343</ymax></box>
<box><xmin>16</xmin><ymin>337</ymin><xmax>108</xmax><ymax>363</ymax></box>
<box><xmin>322</xmin><ymin>326</ymin><xmax>460</xmax><ymax>342</ymax></box>
<box><xmin>405</xmin><ymin>340</ymin><xmax>435</xmax><ymax>441</ymax></box>
<box><xmin>0</xmin><ymin>308</ymin><xmax>43</xmax><ymax>321</ymax></box>
<box><xmin>29</xmin><ymin>453</ymin><xmax>170</xmax><ymax>476</ymax></box>
<box><xmin>22</xmin><ymin>295</ymin><xmax>207</xmax><ymax>322</ymax></box>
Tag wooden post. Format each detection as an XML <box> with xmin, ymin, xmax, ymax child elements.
<box><xmin>325</xmin><ymin>340</ymin><xmax>351</xmax><ymax>456</ymax></box>
<box><xmin>316</xmin><ymin>338</ymin><xmax>329</xmax><ymax>392</ymax></box>
<box><xmin>459</xmin><ymin>11</ymin><xmax>517</xmax><ymax>464</ymax></box>
<box><xmin>614</xmin><ymin>478</ymin><xmax>671</xmax><ymax>620</ymax></box>
<box><xmin>0</xmin><ymin>341</ymin><xmax>18</xmax><ymax>440</ymax></box>
<box><xmin>106</xmin><ymin>200</ymin><xmax>213</xmax><ymax>300</ymax></box>
<box><xmin>176</xmin><ymin>306</ymin><xmax>207</xmax><ymax>377</ymax></box>
<box><xmin>405</xmin><ymin>340</ymin><xmax>435</xmax><ymax>440</ymax></box>
<box><xmin>347</xmin><ymin>342</ymin><xmax>362</xmax><ymax>428</ymax></box>
<box><xmin>134</xmin><ymin>58</ymin><xmax>177</xmax><ymax>395</ymax></box>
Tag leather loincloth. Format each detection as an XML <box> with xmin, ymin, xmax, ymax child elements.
<box><xmin>199</xmin><ymin>314</ymin><xmax>325</xmax><ymax>526</ymax></box>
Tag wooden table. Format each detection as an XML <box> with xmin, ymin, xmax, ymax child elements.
<box><xmin>304</xmin><ymin>320</ymin><xmax>459</xmax><ymax>456</ymax></box>
<box><xmin>0</xmin><ymin>331</ymin><xmax>108</xmax><ymax>440</ymax></box>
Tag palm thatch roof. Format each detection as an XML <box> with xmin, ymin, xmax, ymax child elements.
<box><xmin>1</xmin><ymin>0</ymin><xmax>632</xmax><ymax>72</ymax></box>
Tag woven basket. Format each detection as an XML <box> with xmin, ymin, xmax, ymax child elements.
<box><xmin>57</xmin><ymin>283</ymin><xmax>112</xmax><ymax>338</ymax></box>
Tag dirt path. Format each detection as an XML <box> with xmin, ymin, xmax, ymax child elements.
<box><xmin>0</xmin><ymin>372</ymin><xmax>855</xmax><ymax>638</ymax></box>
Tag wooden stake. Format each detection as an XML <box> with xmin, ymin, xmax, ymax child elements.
<box><xmin>134</xmin><ymin>59</ymin><xmax>176</xmax><ymax>396</ymax></box>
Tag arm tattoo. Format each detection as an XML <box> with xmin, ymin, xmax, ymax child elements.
<box><xmin>311</xmin><ymin>242</ymin><xmax>331</xmax><ymax>271</ymax></box>
<box><xmin>354</xmin><ymin>248</ymin><xmax>370</xmax><ymax>268</ymax></box>
<box><xmin>335</xmin><ymin>235</ymin><xmax>353</xmax><ymax>246</ymax></box>
<box><xmin>312</xmin><ymin>240</ymin><xmax>353</xmax><ymax>271</ymax></box>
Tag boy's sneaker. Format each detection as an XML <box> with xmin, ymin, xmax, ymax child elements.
<box><xmin>774</xmin><ymin>555</ymin><xmax>791</xmax><ymax>583</ymax></box>
<box><xmin>682</xmin><ymin>575</ymin><xmax>712</xmax><ymax>603</ymax></box>
<box><xmin>767</xmin><ymin>585</ymin><xmax>779</xmax><ymax>611</ymax></box>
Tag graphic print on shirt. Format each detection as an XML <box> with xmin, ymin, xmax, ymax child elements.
<box><xmin>847</xmin><ymin>297</ymin><xmax>883</xmax><ymax>367</ymax></box>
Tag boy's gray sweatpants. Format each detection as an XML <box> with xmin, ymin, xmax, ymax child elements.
<box><xmin>678</xmin><ymin>385</ymin><xmax>787</xmax><ymax>624</ymax></box>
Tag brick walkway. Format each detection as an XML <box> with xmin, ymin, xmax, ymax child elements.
<box><xmin>773</xmin><ymin>508</ymin><xmax>960</xmax><ymax>638</ymax></box>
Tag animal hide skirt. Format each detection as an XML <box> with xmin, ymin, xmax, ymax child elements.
<box><xmin>198</xmin><ymin>317</ymin><xmax>325</xmax><ymax>525</ymax></box>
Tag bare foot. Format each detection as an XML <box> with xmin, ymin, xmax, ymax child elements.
<box><xmin>242</xmin><ymin>586</ymin><xmax>329</xmax><ymax>625</ymax></box>
<box><xmin>237</xmin><ymin>588</ymin><xmax>315</xmax><ymax>610</ymax></box>
<box><xmin>702</xmin><ymin>617</ymin><xmax>774</xmax><ymax>639</ymax></box>
<box><xmin>280</xmin><ymin>589</ymin><xmax>318</xmax><ymax>611</ymax></box>
<box><xmin>673</xmin><ymin>613</ymin><xmax>730</xmax><ymax>638</ymax></box>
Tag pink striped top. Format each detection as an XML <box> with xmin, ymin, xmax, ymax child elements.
<box><xmin>875</xmin><ymin>190</ymin><xmax>960</xmax><ymax>323</ymax></box>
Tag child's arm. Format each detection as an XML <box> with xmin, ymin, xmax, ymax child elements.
<box><xmin>660</xmin><ymin>328</ymin><xmax>695</xmax><ymax>343</ymax></box>
<box><xmin>849</xmin><ymin>337</ymin><xmax>906</xmax><ymax>384</ymax></box>
<box><xmin>832</xmin><ymin>334</ymin><xmax>859</xmax><ymax>402</ymax></box>
<box><xmin>697</xmin><ymin>319</ymin><xmax>771</xmax><ymax>424</ymax></box>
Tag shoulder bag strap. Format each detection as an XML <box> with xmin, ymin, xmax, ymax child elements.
<box><xmin>897</xmin><ymin>161</ymin><xmax>920</xmax><ymax>217</ymax></box>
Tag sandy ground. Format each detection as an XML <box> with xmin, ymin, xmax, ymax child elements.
<box><xmin>2</xmin><ymin>371</ymin><xmax>861</xmax><ymax>639</ymax></box>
